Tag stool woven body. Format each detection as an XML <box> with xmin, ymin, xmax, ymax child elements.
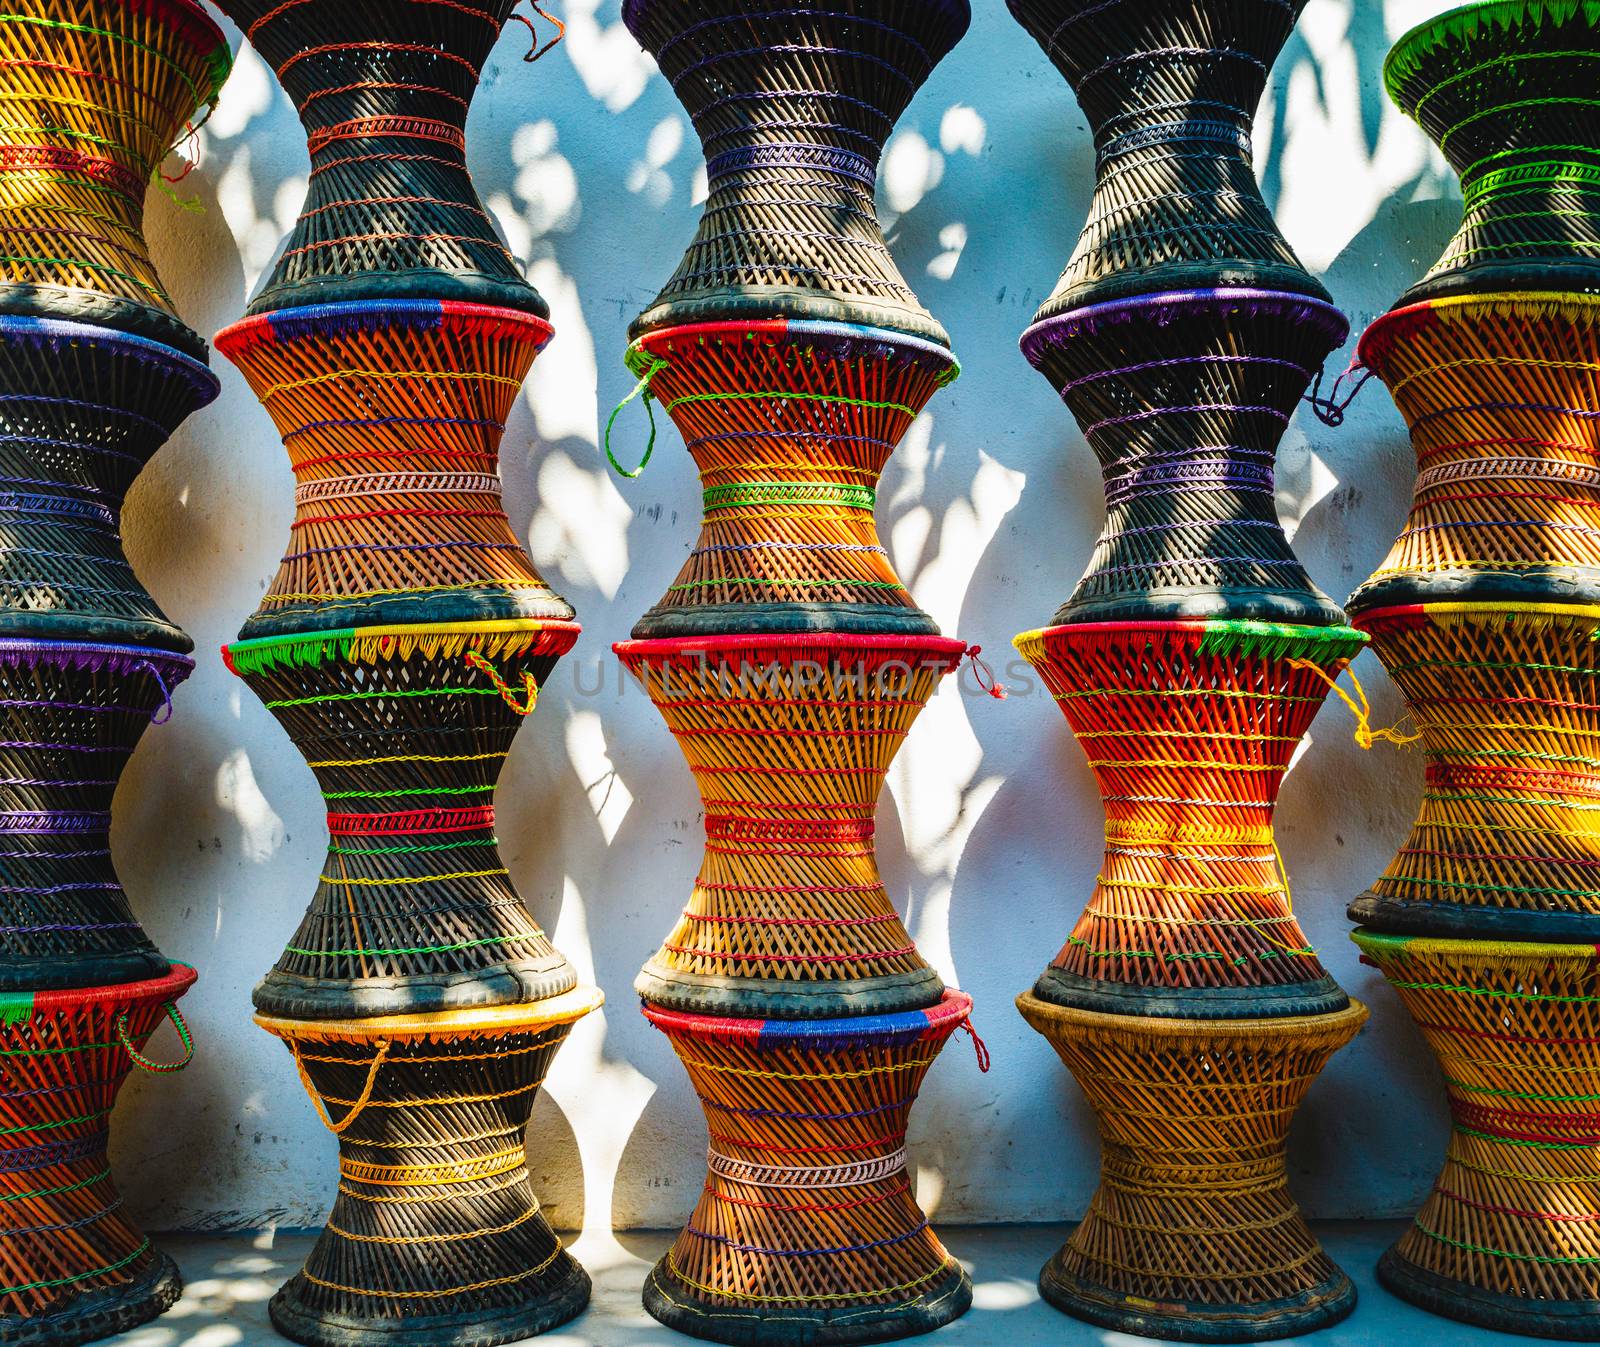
<box><xmin>0</xmin><ymin>966</ymin><xmax>197</xmax><ymax>1347</ymax></box>
<box><xmin>639</xmin><ymin>993</ymin><xmax>975</xmax><ymax>1347</ymax></box>
<box><xmin>254</xmin><ymin>989</ymin><xmax>601</xmax><ymax>1347</ymax></box>
<box><xmin>0</xmin><ymin>0</ymin><xmax>229</xmax><ymax>358</ymax></box>
<box><xmin>1017</xmin><ymin>994</ymin><xmax>1366</xmax><ymax>1342</ymax></box>
<box><xmin>621</xmin><ymin>0</ymin><xmax>969</xmax><ymax>344</ymax></box>
<box><xmin>1353</xmin><ymin>931</ymin><xmax>1600</xmax><ymax>1338</ymax></box>
<box><xmin>1004</xmin><ymin>0</ymin><xmax>1326</xmax><ymax>318</ymax></box>
<box><xmin>617</xmin><ymin>634</ymin><xmax>964</xmax><ymax>1019</ymax></box>
<box><xmin>212</xmin><ymin>0</ymin><xmax>546</xmax><ymax>317</ymax></box>
<box><xmin>626</xmin><ymin>321</ymin><xmax>955</xmax><ymax>639</ymax></box>
<box><xmin>1021</xmin><ymin>290</ymin><xmax>1348</xmax><ymax>627</ymax></box>
<box><xmin>1386</xmin><ymin>0</ymin><xmax>1600</xmax><ymax>306</ymax></box>
<box><xmin>0</xmin><ymin>641</ymin><xmax>192</xmax><ymax>992</ymax></box>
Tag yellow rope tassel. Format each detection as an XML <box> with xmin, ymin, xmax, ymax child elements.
<box><xmin>1286</xmin><ymin>657</ymin><xmax>1421</xmax><ymax>750</ymax></box>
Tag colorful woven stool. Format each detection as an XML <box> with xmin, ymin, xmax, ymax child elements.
<box><xmin>0</xmin><ymin>316</ymin><xmax>217</xmax><ymax>650</ymax></box>
<box><xmin>1005</xmin><ymin>0</ymin><xmax>1328</xmax><ymax>317</ymax></box>
<box><xmin>0</xmin><ymin>965</ymin><xmax>196</xmax><ymax>1347</ymax></box>
<box><xmin>0</xmin><ymin>0</ymin><xmax>230</xmax><ymax>358</ymax></box>
<box><xmin>619</xmin><ymin>321</ymin><xmax>956</xmax><ymax>638</ymax></box>
<box><xmin>1385</xmin><ymin>0</ymin><xmax>1600</xmax><ymax>306</ymax></box>
<box><xmin>1348</xmin><ymin>603</ymin><xmax>1600</xmax><ymax>938</ymax></box>
<box><xmin>622</xmin><ymin>0</ymin><xmax>970</xmax><ymax>344</ymax></box>
<box><xmin>1016</xmin><ymin>994</ymin><xmax>1366</xmax><ymax>1342</ymax></box>
<box><xmin>1021</xmin><ymin>291</ymin><xmax>1349</xmax><ymax>626</ymax></box>
<box><xmin>640</xmin><ymin>992</ymin><xmax>977</xmax><ymax>1347</ymax></box>
<box><xmin>616</xmin><ymin>634</ymin><xmax>965</xmax><ymax>1019</ymax></box>
<box><xmin>1014</xmin><ymin>620</ymin><xmax>1364</xmax><ymax>1017</ymax></box>
<box><xmin>214</xmin><ymin>301</ymin><xmax>572</xmax><ymax>639</ymax></box>
<box><xmin>254</xmin><ymin>987</ymin><xmax>602</xmax><ymax>1347</ymax></box>
<box><xmin>1353</xmin><ymin>930</ymin><xmax>1600</xmax><ymax>1338</ymax></box>
<box><xmin>1348</xmin><ymin>292</ymin><xmax>1600</xmax><ymax>610</ymax></box>
<box><xmin>0</xmin><ymin>640</ymin><xmax>192</xmax><ymax>991</ymax></box>
<box><xmin>222</xmin><ymin>620</ymin><xmax>579</xmax><ymax>1019</ymax></box>
<box><xmin>212</xmin><ymin>0</ymin><xmax>548</xmax><ymax>316</ymax></box>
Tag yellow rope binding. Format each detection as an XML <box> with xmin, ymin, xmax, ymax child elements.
<box><xmin>1286</xmin><ymin>657</ymin><xmax>1421</xmax><ymax>750</ymax></box>
<box><xmin>294</xmin><ymin>1039</ymin><xmax>392</xmax><ymax>1135</ymax></box>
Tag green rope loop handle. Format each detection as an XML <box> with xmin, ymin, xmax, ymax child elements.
<box><xmin>116</xmin><ymin>1003</ymin><xmax>193</xmax><ymax>1074</ymax></box>
<box><xmin>465</xmin><ymin>650</ymin><xmax>539</xmax><ymax>715</ymax></box>
<box><xmin>293</xmin><ymin>1039</ymin><xmax>391</xmax><ymax>1135</ymax></box>
<box><xmin>605</xmin><ymin>355</ymin><xmax>669</xmax><ymax>478</ymax></box>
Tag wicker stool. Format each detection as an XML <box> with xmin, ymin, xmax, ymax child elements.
<box><xmin>640</xmin><ymin>992</ymin><xmax>976</xmax><ymax>1347</ymax></box>
<box><xmin>1005</xmin><ymin>0</ymin><xmax>1327</xmax><ymax>317</ymax></box>
<box><xmin>1353</xmin><ymin>930</ymin><xmax>1600</xmax><ymax>1338</ymax></box>
<box><xmin>212</xmin><ymin>0</ymin><xmax>546</xmax><ymax>316</ymax></box>
<box><xmin>223</xmin><ymin>620</ymin><xmax>579</xmax><ymax>1019</ymax></box>
<box><xmin>622</xmin><ymin>320</ymin><xmax>956</xmax><ymax>638</ymax></box>
<box><xmin>622</xmin><ymin>0</ymin><xmax>970</xmax><ymax>344</ymax></box>
<box><xmin>0</xmin><ymin>966</ymin><xmax>197</xmax><ymax>1347</ymax></box>
<box><xmin>0</xmin><ymin>641</ymin><xmax>192</xmax><ymax>991</ymax></box>
<box><xmin>0</xmin><ymin>316</ymin><xmax>217</xmax><ymax>651</ymax></box>
<box><xmin>214</xmin><ymin>301</ymin><xmax>572</xmax><ymax>639</ymax></box>
<box><xmin>1386</xmin><ymin>0</ymin><xmax>1600</xmax><ymax>306</ymax></box>
<box><xmin>616</xmin><ymin>634</ymin><xmax>965</xmax><ymax>1018</ymax></box>
<box><xmin>0</xmin><ymin>0</ymin><xmax>230</xmax><ymax>357</ymax></box>
<box><xmin>1017</xmin><ymin>993</ymin><xmax>1366</xmax><ymax>1342</ymax></box>
<box><xmin>1015</xmin><ymin>620</ymin><xmax>1363</xmax><ymax>1018</ymax></box>
<box><xmin>255</xmin><ymin>987</ymin><xmax>602</xmax><ymax>1347</ymax></box>
<box><xmin>1021</xmin><ymin>290</ymin><xmax>1349</xmax><ymax>626</ymax></box>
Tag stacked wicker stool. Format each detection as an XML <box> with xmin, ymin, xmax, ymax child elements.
<box><xmin>0</xmin><ymin>3</ymin><xmax>229</xmax><ymax>1342</ymax></box>
<box><xmin>1005</xmin><ymin>0</ymin><xmax>1368</xmax><ymax>1339</ymax></box>
<box><xmin>612</xmin><ymin>2</ymin><xmax>989</xmax><ymax>1342</ymax></box>
<box><xmin>211</xmin><ymin>4</ymin><xmax>600</xmax><ymax>1344</ymax></box>
<box><xmin>1341</xmin><ymin>2</ymin><xmax>1600</xmax><ymax>1337</ymax></box>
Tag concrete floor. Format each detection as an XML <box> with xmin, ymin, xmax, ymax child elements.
<box><xmin>105</xmin><ymin>1223</ymin><xmax>1534</xmax><ymax>1347</ymax></box>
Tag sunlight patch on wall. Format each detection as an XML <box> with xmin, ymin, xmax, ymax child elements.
<box><xmin>560</xmin><ymin>0</ymin><xmax>659</xmax><ymax>113</ymax></box>
<box><xmin>566</xmin><ymin>711</ymin><xmax>635</xmax><ymax>846</ymax></box>
<box><xmin>628</xmin><ymin>116</ymin><xmax>685</xmax><ymax>207</ymax></box>
<box><xmin>940</xmin><ymin>105</ymin><xmax>987</xmax><ymax>156</ymax></box>
<box><xmin>214</xmin><ymin>749</ymin><xmax>285</xmax><ymax>864</ymax></box>
<box><xmin>882</xmin><ymin>130</ymin><xmax>945</xmax><ymax>218</ymax></box>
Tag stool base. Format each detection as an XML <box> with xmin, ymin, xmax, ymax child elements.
<box><xmin>0</xmin><ymin>1252</ymin><xmax>181</xmax><ymax>1347</ymax></box>
<box><xmin>1377</xmin><ymin>1244</ymin><xmax>1600</xmax><ymax>1342</ymax></box>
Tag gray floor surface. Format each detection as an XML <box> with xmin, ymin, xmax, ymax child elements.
<box><xmin>106</xmin><ymin>1223</ymin><xmax>1534</xmax><ymax>1347</ymax></box>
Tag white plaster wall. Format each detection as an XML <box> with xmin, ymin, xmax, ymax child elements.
<box><xmin>105</xmin><ymin>0</ymin><xmax>1481</xmax><ymax>1235</ymax></box>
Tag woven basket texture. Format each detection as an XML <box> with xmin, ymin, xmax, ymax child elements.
<box><xmin>0</xmin><ymin>967</ymin><xmax>196</xmax><ymax>1346</ymax></box>
<box><xmin>617</xmin><ymin>635</ymin><xmax>965</xmax><ymax>1020</ymax></box>
<box><xmin>1005</xmin><ymin>0</ymin><xmax>1326</xmax><ymax>319</ymax></box>
<box><xmin>626</xmin><ymin>321</ymin><xmax>955</xmax><ymax>640</ymax></box>
<box><xmin>1017</xmin><ymin>994</ymin><xmax>1366</xmax><ymax>1342</ymax></box>
<box><xmin>0</xmin><ymin>642</ymin><xmax>192</xmax><ymax>993</ymax></box>
<box><xmin>215</xmin><ymin>301</ymin><xmax>573</xmax><ymax>641</ymax></box>
<box><xmin>1354</xmin><ymin>929</ymin><xmax>1600</xmax><ymax>1337</ymax></box>
<box><xmin>1351</xmin><ymin>293</ymin><xmax>1600</xmax><ymax>611</ymax></box>
<box><xmin>1015</xmin><ymin>621</ymin><xmax>1364</xmax><ymax>1019</ymax></box>
<box><xmin>1386</xmin><ymin>0</ymin><xmax>1600</xmax><ymax>305</ymax></box>
<box><xmin>1022</xmin><ymin>290</ymin><xmax>1348</xmax><ymax>627</ymax></box>
<box><xmin>0</xmin><ymin>0</ymin><xmax>229</xmax><ymax>360</ymax></box>
<box><xmin>0</xmin><ymin>317</ymin><xmax>216</xmax><ymax>652</ymax></box>
<box><xmin>622</xmin><ymin>0</ymin><xmax>970</xmax><ymax>344</ymax></box>
<box><xmin>639</xmin><ymin>993</ymin><xmax>975</xmax><ymax>1346</ymax></box>
<box><xmin>214</xmin><ymin>0</ymin><xmax>545</xmax><ymax>317</ymax></box>
<box><xmin>223</xmin><ymin>622</ymin><xmax>579</xmax><ymax>1021</ymax></box>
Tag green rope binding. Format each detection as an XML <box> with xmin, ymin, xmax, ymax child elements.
<box><xmin>116</xmin><ymin>1002</ymin><xmax>193</xmax><ymax>1074</ymax></box>
<box><xmin>605</xmin><ymin>354</ymin><xmax>669</xmax><ymax>478</ymax></box>
<box><xmin>1196</xmin><ymin>620</ymin><xmax>1368</xmax><ymax>662</ymax></box>
<box><xmin>1385</xmin><ymin>0</ymin><xmax>1600</xmax><ymax>101</ymax></box>
<box><xmin>0</xmin><ymin>993</ymin><xmax>34</xmax><ymax>1027</ymax></box>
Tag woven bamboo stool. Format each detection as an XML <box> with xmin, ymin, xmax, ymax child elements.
<box><xmin>222</xmin><ymin>620</ymin><xmax>579</xmax><ymax>1020</ymax></box>
<box><xmin>0</xmin><ymin>640</ymin><xmax>192</xmax><ymax>992</ymax></box>
<box><xmin>1005</xmin><ymin>0</ymin><xmax>1328</xmax><ymax>318</ymax></box>
<box><xmin>0</xmin><ymin>965</ymin><xmax>197</xmax><ymax>1347</ymax></box>
<box><xmin>1348</xmin><ymin>292</ymin><xmax>1600</xmax><ymax>610</ymax></box>
<box><xmin>1353</xmin><ymin>930</ymin><xmax>1600</xmax><ymax>1338</ymax></box>
<box><xmin>616</xmin><ymin>634</ymin><xmax>965</xmax><ymax>1019</ymax></box>
<box><xmin>0</xmin><ymin>0</ymin><xmax>230</xmax><ymax>358</ymax></box>
<box><xmin>622</xmin><ymin>0</ymin><xmax>970</xmax><ymax>344</ymax></box>
<box><xmin>640</xmin><ymin>991</ymin><xmax>977</xmax><ymax>1346</ymax></box>
<box><xmin>1386</xmin><ymin>0</ymin><xmax>1600</xmax><ymax>306</ymax></box>
<box><xmin>212</xmin><ymin>0</ymin><xmax>547</xmax><ymax>317</ymax></box>
<box><xmin>0</xmin><ymin>315</ymin><xmax>217</xmax><ymax>650</ymax></box>
<box><xmin>254</xmin><ymin>987</ymin><xmax>602</xmax><ymax>1347</ymax></box>
<box><xmin>1021</xmin><ymin>290</ymin><xmax>1349</xmax><ymax>626</ymax></box>
<box><xmin>621</xmin><ymin>320</ymin><xmax>956</xmax><ymax>638</ymax></box>
<box><xmin>215</xmin><ymin>300</ymin><xmax>572</xmax><ymax>639</ymax></box>
<box><xmin>1017</xmin><ymin>993</ymin><xmax>1367</xmax><ymax>1342</ymax></box>
<box><xmin>1015</xmin><ymin>620</ymin><xmax>1363</xmax><ymax>1019</ymax></box>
